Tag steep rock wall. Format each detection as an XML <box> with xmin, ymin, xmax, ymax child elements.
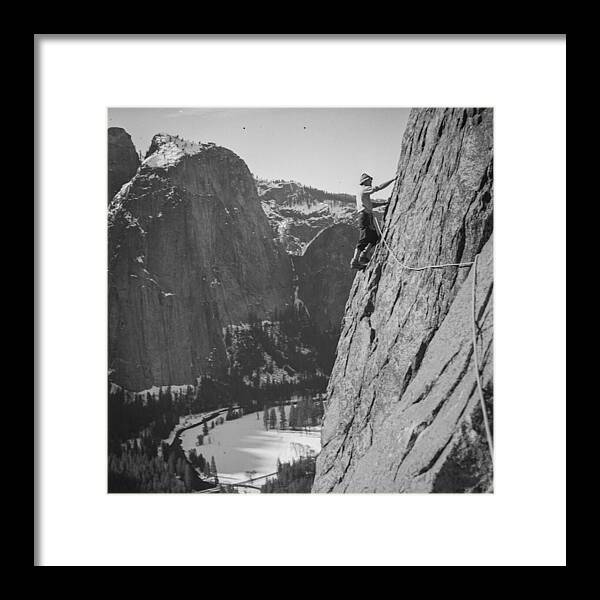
<box><xmin>108</xmin><ymin>127</ymin><xmax>140</xmax><ymax>202</ymax></box>
<box><xmin>292</xmin><ymin>223</ymin><xmax>357</xmax><ymax>332</ymax></box>
<box><xmin>108</xmin><ymin>134</ymin><xmax>293</xmax><ymax>391</ymax></box>
<box><xmin>313</xmin><ymin>108</ymin><xmax>493</xmax><ymax>493</ymax></box>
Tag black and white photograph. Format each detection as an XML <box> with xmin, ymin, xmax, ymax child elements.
<box><xmin>35</xmin><ymin>35</ymin><xmax>566</xmax><ymax>566</ymax></box>
<box><xmin>107</xmin><ymin>107</ymin><xmax>494</xmax><ymax>494</ymax></box>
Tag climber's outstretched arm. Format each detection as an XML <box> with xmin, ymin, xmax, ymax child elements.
<box><xmin>369</xmin><ymin>176</ymin><xmax>397</xmax><ymax>208</ymax></box>
<box><xmin>371</xmin><ymin>176</ymin><xmax>397</xmax><ymax>193</ymax></box>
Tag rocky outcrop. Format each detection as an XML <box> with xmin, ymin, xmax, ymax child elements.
<box><xmin>108</xmin><ymin>133</ymin><xmax>293</xmax><ymax>391</ymax></box>
<box><xmin>257</xmin><ymin>179</ymin><xmax>355</xmax><ymax>254</ymax></box>
<box><xmin>108</xmin><ymin>127</ymin><xmax>140</xmax><ymax>202</ymax></box>
<box><xmin>313</xmin><ymin>108</ymin><xmax>493</xmax><ymax>493</ymax></box>
<box><xmin>292</xmin><ymin>223</ymin><xmax>357</xmax><ymax>332</ymax></box>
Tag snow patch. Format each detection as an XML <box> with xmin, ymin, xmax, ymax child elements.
<box><xmin>143</xmin><ymin>134</ymin><xmax>216</xmax><ymax>169</ymax></box>
<box><xmin>180</xmin><ymin>410</ymin><xmax>321</xmax><ymax>484</ymax></box>
<box><xmin>293</xmin><ymin>286</ymin><xmax>310</xmax><ymax>317</ymax></box>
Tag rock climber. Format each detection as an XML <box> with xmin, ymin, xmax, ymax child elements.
<box><xmin>350</xmin><ymin>172</ymin><xmax>397</xmax><ymax>270</ymax></box>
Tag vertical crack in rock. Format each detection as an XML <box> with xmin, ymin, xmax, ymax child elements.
<box><xmin>410</xmin><ymin>347</ymin><xmax>462</xmax><ymax>406</ymax></box>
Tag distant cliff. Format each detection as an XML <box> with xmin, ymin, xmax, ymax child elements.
<box><xmin>313</xmin><ymin>108</ymin><xmax>494</xmax><ymax>493</ymax></box>
<box><xmin>257</xmin><ymin>179</ymin><xmax>355</xmax><ymax>254</ymax></box>
<box><xmin>108</xmin><ymin>127</ymin><xmax>140</xmax><ymax>202</ymax></box>
<box><xmin>292</xmin><ymin>223</ymin><xmax>357</xmax><ymax>332</ymax></box>
<box><xmin>108</xmin><ymin>134</ymin><xmax>293</xmax><ymax>391</ymax></box>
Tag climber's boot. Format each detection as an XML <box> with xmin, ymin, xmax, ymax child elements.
<box><xmin>350</xmin><ymin>248</ymin><xmax>366</xmax><ymax>270</ymax></box>
<box><xmin>358</xmin><ymin>245</ymin><xmax>373</xmax><ymax>265</ymax></box>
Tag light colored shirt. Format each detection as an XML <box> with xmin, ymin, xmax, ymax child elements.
<box><xmin>356</xmin><ymin>181</ymin><xmax>392</xmax><ymax>213</ymax></box>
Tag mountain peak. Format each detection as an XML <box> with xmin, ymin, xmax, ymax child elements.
<box><xmin>144</xmin><ymin>133</ymin><xmax>216</xmax><ymax>169</ymax></box>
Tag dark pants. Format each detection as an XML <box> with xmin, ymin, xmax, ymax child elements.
<box><xmin>356</xmin><ymin>211</ymin><xmax>380</xmax><ymax>252</ymax></box>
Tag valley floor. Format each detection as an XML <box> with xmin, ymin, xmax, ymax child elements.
<box><xmin>179</xmin><ymin>409</ymin><xmax>321</xmax><ymax>487</ymax></box>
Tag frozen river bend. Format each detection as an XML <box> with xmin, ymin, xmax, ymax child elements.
<box><xmin>179</xmin><ymin>410</ymin><xmax>321</xmax><ymax>486</ymax></box>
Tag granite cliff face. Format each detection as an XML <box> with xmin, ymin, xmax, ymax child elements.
<box><xmin>292</xmin><ymin>223</ymin><xmax>357</xmax><ymax>332</ymax></box>
<box><xmin>108</xmin><ymin>134</ymin><xmax>293</xmax><ymax>391</ymax></box>
<box><xmin>313</xmin><ymin>108</ymin><xmax>494</xmax><ymax>493</ymax></box>
<box><xmin>108</xmin><ymin>127</ymin><xmax>140</xmax><ymax>202</ymax></box>
<box><xmin>257</xmin><ymin>179</ymin><xmax>355</xmax><ymax>254</ymax></box>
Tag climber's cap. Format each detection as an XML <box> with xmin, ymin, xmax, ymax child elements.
<box><xmin>359</xmin><ymin>173</ymin><xmax>373</xmax><ymax>185</ymax></box>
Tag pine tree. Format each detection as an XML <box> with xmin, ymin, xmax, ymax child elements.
<box><xmin>210</xmin><ymin>456</ymin><xmax>219</xmax><ymax>484</ymax></box>
<box><xmin>198</xmin><ymin>453</ymin><xmax>206</xmax><ymax>473</ymax></box>
<box><xmin>167</xmin><ymin>450</ymin><xmax>177</xmax><ymax>475</ymax></box>
<box><xmin>184</xmin><ymin>463</ymin><xmax>194</xmax><ymax>490</ymax></box>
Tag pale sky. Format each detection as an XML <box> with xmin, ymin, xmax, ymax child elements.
<box><xmin>108</xmin><ymin>108</ymin><xmax>411</xmax><ymax>194</ymax></box>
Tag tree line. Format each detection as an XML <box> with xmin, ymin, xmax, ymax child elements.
<box><xmin>225</xmin><ymin>306</ymin><xmax>340</xmax><ymax>379</ymax></box>
<box><xmin>261</xmin><ymin>456</ymin><xmax>317</xmax><ymax>493</ymax></box>
<box><xmin>261</xmin><ymin>396</ymin><xmax>324</xmax><ymax>431</ymax></box>
<box><xmin>108</xmin><ymin>435</ymin><xmax>210</xmax><ymax>493</ymax></box>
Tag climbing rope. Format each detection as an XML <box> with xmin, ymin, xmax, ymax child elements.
<box><xmin>372</xmin><ymin>216</ymin><xmax>494</xmax><ymax>467</ymax></box>
<box><xmin>373</xmin><ymin>216</ymin><xmax>474</xmax><ymax>271</ymax></box>
<box><xmin>471</xmin><ymin>254</ymin><xmax>494</xmax><ymax>465</ymax></box>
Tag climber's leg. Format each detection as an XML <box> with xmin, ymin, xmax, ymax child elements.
<box><xmin>351</xmin><ymin>212</ymin><xmax>373</xmax><ymax>269</ymax></box>
<box><xmin>351</xmin><ymin>241</ymin><xmax>369</xmax><ymax>268</ymax></box>
<box><xmin>349</xmin><ymin>247</ymin><xmax>364</xmax><ymax>269</ymax></box>
<box><xmin>358</xmin><ymin>214</ymin><xmax>380</xmax><ymax>263</ymax></box>
<box><xmin>370</xmin><ymin>213</ymin><xmax>382</xmax><ymax>245</ymax></box>
<box><xmin>359</xmin><ymin>243</ymin><xmax>374</xmax><ymax>263</ymax></box>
